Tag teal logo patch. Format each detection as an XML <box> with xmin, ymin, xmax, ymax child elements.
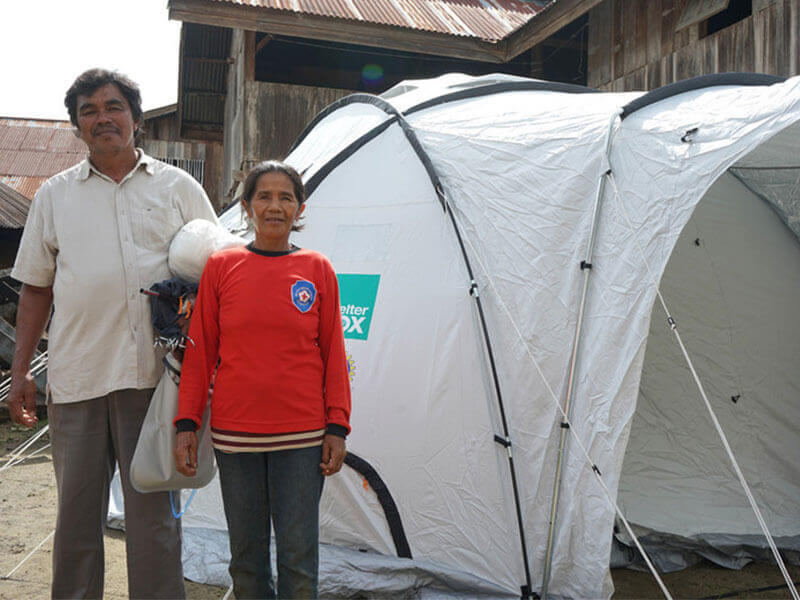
<box><xmin>337</xmin><ymin>274</ymin><xmax>380</xmax><ymax>340</ymax></box>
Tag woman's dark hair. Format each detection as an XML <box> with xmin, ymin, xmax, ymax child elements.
<box><xmin>240</xmin><ymin>160</ymin><xmax>306</xmax><ymax>232</ymax></box>
<box><xmin>64</xmin><ymin>68</ymin><xmax>144</xmax><ymax>136</ymax></box>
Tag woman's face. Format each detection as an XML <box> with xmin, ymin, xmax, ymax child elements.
<box><xmin>243</xmin><ymin>171</ymin><xmax>305</xmax><ymax>249</ymax></box>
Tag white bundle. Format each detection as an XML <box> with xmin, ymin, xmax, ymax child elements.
<box><xmin>168</xmin><ymin>218</ymin><xmax>247</xmax><ymax>282</ymax></box>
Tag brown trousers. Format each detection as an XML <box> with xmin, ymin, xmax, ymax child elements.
<box><xmin>48</xmin><ymin>389</ymin><xmax>185</xmax><ymax>599</ymax></box>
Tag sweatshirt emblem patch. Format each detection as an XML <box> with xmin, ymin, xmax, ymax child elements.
<box><xmin>291</xmin><ymin>280</ymin><xmax>317</xmax><ymax>313</ymax></box>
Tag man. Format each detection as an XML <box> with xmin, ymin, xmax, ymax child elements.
<box><xmin>7</xmin><ymin>68</ymin><xmax>218</xmax><ymax>599</ymax></box>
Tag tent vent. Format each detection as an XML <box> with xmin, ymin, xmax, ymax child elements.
<box><xmin>731</xmin><ymin>395</ymin><xmax>740</xmax><ymax>404</ymax></box>
<box><xmin>592</xmin><ymin>465</ymin><xmax>602</xmax><ymax>476</ymax></box>
<box><xmin>560</xmin><ymin>422</ymin><xmax>570</xmax><ymax>429</ymax></box>
<box><xmin>580</xmin><ymin>260</ymin><xmax>592</xmax><ymax>270</ymax></box>
<box><xmin>667</xmin><ymin>316</ymin><xmax>677</xmax><ymax>330</ymax></box>
<box><xmin>694</xmin><ymin>238</ymin><xmax>702</xmax><ymax>246</ymax></box>
<box><xmin>520</xmin><ymin>584</ymin><xmax>539</xmax><ymax>599</ymax></box>
<box><xmin>681</xmin><ymin>127</ymin><xmax>699</xmax><ymax>143</ymax></box>
<box><xmin>469</xmin><ymin>280</ymin><xmax>479</xmax><ymax>297</ymax></box>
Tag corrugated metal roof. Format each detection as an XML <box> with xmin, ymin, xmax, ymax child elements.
<box><xmin>0</xmin><ymin>176</ymin><xmax>48</xmax><ymax>201</ymax></box>
<box><xmin>0</xmin><ymin>182</ymin><xmax>31</xmax><ymax>229</ymax></box>
<box><xmin>0</xmin><ymin>119</ymin><xmax>86</xmax><ymax>198</ymax></box>
<box><xmin>204</xmin><ymin>0</ymin><xmax>551</xmax><ymax>42</ymax></box>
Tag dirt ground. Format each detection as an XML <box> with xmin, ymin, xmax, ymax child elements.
<box><xmin>1</xmin><ymin>417</ymin><xmax>798</xmax><ymax>600</ymax></box>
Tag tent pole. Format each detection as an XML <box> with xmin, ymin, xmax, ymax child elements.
<box><xmin>438</xmin><ymin>187</ymin><xmax>535</xmax><ymax>599</ymax></box>
<box><xmin>541</xmin><ymin>111</ymin><xmax>620</xmax><ymax>599</ymax></box>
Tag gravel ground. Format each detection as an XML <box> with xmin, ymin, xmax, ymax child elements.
<box><xmin>1</xmin><ymin>417</ymin><xmax>797</xmax><ymax>599</ymax></box>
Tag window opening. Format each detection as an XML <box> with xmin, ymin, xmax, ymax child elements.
<box><xmin>701</xmin><ymin>0</ymin><xmax>752</xmax><ymax>38</ymax></box>
<box><xmin>155</xmin><ymin>157</ymin><xmax>205</xmax><ymax>185</ymax></box>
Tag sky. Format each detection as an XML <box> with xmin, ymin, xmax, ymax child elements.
<box><xmin>1</xmin><ymin>0</ymin><xmax>181</xmax><ymax>120</ymax></box>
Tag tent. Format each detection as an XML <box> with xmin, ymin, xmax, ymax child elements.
<box><xmin>112</xmin><ymin>72</ymin><xmax>800</xmax><ymax>599</ymax></box>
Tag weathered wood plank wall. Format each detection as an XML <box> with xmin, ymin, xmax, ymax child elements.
<box><xmin>143</xmin><ymin>115</ymin><xmax>225</xmax><ymax>210</ymax></box>
<box><xmin>243</xmin><ymin>81</ymin><xmax>351</xmax><ymax>169</ymax></box>
<box><xmin>588</xmin><ymin>0</ymin><xmax>798</xmax><ymax>91</ymax></box>
<box><xmin>220</xmin><ymin>29</ymin><xmax>352</xmax><ymax>203</ymax></box>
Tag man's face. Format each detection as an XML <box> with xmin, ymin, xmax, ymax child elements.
<box><xmin>75</xmin><ymin>83</ymin><xmax>139</xmax><ymax>157</ymax></box>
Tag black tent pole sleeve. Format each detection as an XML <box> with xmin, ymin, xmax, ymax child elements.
<box><xmin>343</xmin><ymin>452</ymin><xmax>412</xmax><ymax>559</ymax></box>
<box><xmin>620</xmin><ymin>72</ymin><xmax>785</xmax><ymax>120</ymax></box>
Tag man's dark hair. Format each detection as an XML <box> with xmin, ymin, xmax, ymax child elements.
<box><xmin>240</xmin><ymin>160</ymin><xmax>307</xmax><ymax>232</ymax></box>
<box><xmin>64</xmin><ymin>68</ymin><xmax>144</xmax><ymax>134</ymax></box>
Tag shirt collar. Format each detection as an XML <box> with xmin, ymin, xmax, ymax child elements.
<box><xmin>77</xmin><ymin>148</ymin><xmax>155</xmax><ymax>182</ymax></box>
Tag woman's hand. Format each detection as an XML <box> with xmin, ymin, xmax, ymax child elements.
<box><xmin>175</xmin><ymin>431</ymin><xmax>199</xmax><ymax>477</ymax></box>
<box><xmin>320</xmin><ymin>434</ymin><xmax>346</xmax><ymax>476</ymax></box>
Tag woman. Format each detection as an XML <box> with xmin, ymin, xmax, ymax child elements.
<box><xmin>174</xmin><ymin>160</ymin><xmax>351</xmax><ymax>599</ymax></box>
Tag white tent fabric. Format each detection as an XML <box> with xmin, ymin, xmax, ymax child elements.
<box><xmin>110</xmin><ymin>73</ymin><xmax>800</xmax><ymax>599</ymax></box>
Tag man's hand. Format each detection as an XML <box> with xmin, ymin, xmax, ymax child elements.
<box><xmin>7</xmin><ymin>283</ymin><xmax>53</xmax><ymax>429</ymax></box>
<box><xmin>7</xmin><ymin>371</ymin><xmax>38</xmax><ymax>428</ymax></box>
<box><xmin>320</xmin><ymin>434</ymin><xmax>346</xmax><ymax>476</ymax></box>
<box><xmin>175</xmin><ymin>431</ymin><xmax>198</xmax><ymax>477</ymax></box>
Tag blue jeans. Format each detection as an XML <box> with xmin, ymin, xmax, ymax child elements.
<box><xmin>215</xmin><ymin>446</ymin><xmax>324</xmax><ymax>599</ymax></box>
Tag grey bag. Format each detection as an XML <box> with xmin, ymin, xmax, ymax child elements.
<box><xmin>130</xmin><ymin>353</ymin><xmax>216</xmax><ymax>492</ymax></box>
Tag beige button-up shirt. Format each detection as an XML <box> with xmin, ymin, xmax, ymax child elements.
<box><xmin>12</xmin><ymin>151</ymin><xmax>218</xmax><ymax>404</ymax></box>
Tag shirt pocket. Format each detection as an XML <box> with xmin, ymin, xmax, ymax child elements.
<box><xmin>130</xmin><ymin>197</ymin><xmax>185</xmax><ymax>253</ymax></box>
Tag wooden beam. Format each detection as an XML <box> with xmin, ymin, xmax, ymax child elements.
<box><xmin>539</xmin><ymin>37</ymin><xmax>586</xmax><ymax>50</ymax></box>
<box><xmin>255</xmin><ymin>34</ymin><xmax>274</xmax><ymax>56</ymax></box>
<box><xmin>500</xmin><ymin>0</ymin><xmax>604</xmax><ymax>60</ymax></box>
<box><xmin>184</xmin><ymin>56</ymin><xmax>235</xmax><ymax>64</ymax></box>
<box><xmin>244</xmin><ymin>30</ymin><xmax>256</xmax><ymax>82</ymax></box>
<box><xmin>181</xmin><ymin>122</ymin><xmax>224</xmax><ymax>143</ymax></box>
<box><xmin>169</xmin><ymin>0</ymin><xmax>507</xmax><ymax>63</ymax></box>
<box><xmin>177</xmin><ymin>22</ymin><xmax>187</xmax><ymax>142</ymax></box>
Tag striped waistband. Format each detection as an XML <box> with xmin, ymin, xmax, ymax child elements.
<box><xmin>211</xmin><ymin>427</ymin><xmax>325</xmax><ymax>453</ymax></box>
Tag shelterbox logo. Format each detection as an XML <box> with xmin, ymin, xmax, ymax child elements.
<box><xmin>336</xmin><ymin>274</ymin><xmax>380</xmax><ymax>340</ymax></box>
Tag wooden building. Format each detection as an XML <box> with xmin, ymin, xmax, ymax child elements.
<box><xmin>168</xmin><ymin>0</ymin><xmax>798</xmax><ymax>203</ymax></box>
<box><xmin>142</xmin><ymin>105</ymin><xmax>225</xmax><ymax>210</ymax></box>
<box><xmin>586</xmin><ymin>0</ymin><xmax>798</xmax><ymax>91</ymax></box>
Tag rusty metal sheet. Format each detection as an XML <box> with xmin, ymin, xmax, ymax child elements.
<box><xmin>0</xmin><ymin>176</ymin><xmax>48</xmax><ymax>201</ymax></box>
<box><xmin>395</xmin><ymin>0</ymin><xmax>459</xmax><ymax>35</ymax></box>
<box><xmin>4</xmin><ymin>151</ymin><xmax>47</xmax><ymax>177</ymax></box>
<box><xmin>298</xmin><ymin>0</ymin><xmax>355</xmax><ymax>21</ymax></box>
<box><xmin>0</xmin><ymin>120</ymin><xmax>87</xmax><ymax>193</ymax></box>
<box><xmin>0</xmin><ymin>124</ymin><xmax>28</xmax><ymax>151</ymax></box>
<box><xmin>21</xmin><ymin>128</ymin><xmax>54</xmax><ymax>152</ymax></box>
<box><xmin>444</xmin><ymin>0</ymin><xmax>543</xmax><ymax>40</ymax></box>
<box><xmin>351</xmin><ymin>0</ymin><xmax>410</xmax><ymax>28</ymax></box>
<box><xmin>207</xmin><ymin>0</ymin><xmax>551</xmax><ymax>40</ymax></box>
<box><xmin>48</xmin><ymin>129</ymin><xmax>87</xmax><ymax>153</ymax></box>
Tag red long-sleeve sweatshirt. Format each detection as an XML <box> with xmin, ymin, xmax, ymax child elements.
<box><xmin>176</xmin><ymin>244</ymin><xmax>351</xmax><ymax>452</ymax></box>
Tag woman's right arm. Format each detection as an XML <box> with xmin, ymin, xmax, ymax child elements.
<box><xmin>174</xmin><ymin>260</ymin><xmax>221</xmax><ymax>476</ymax></box>
<box><xmin>175</xmin><ymin>258</ymin><xmax>221</xmax><ymax>430</ymax></box>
